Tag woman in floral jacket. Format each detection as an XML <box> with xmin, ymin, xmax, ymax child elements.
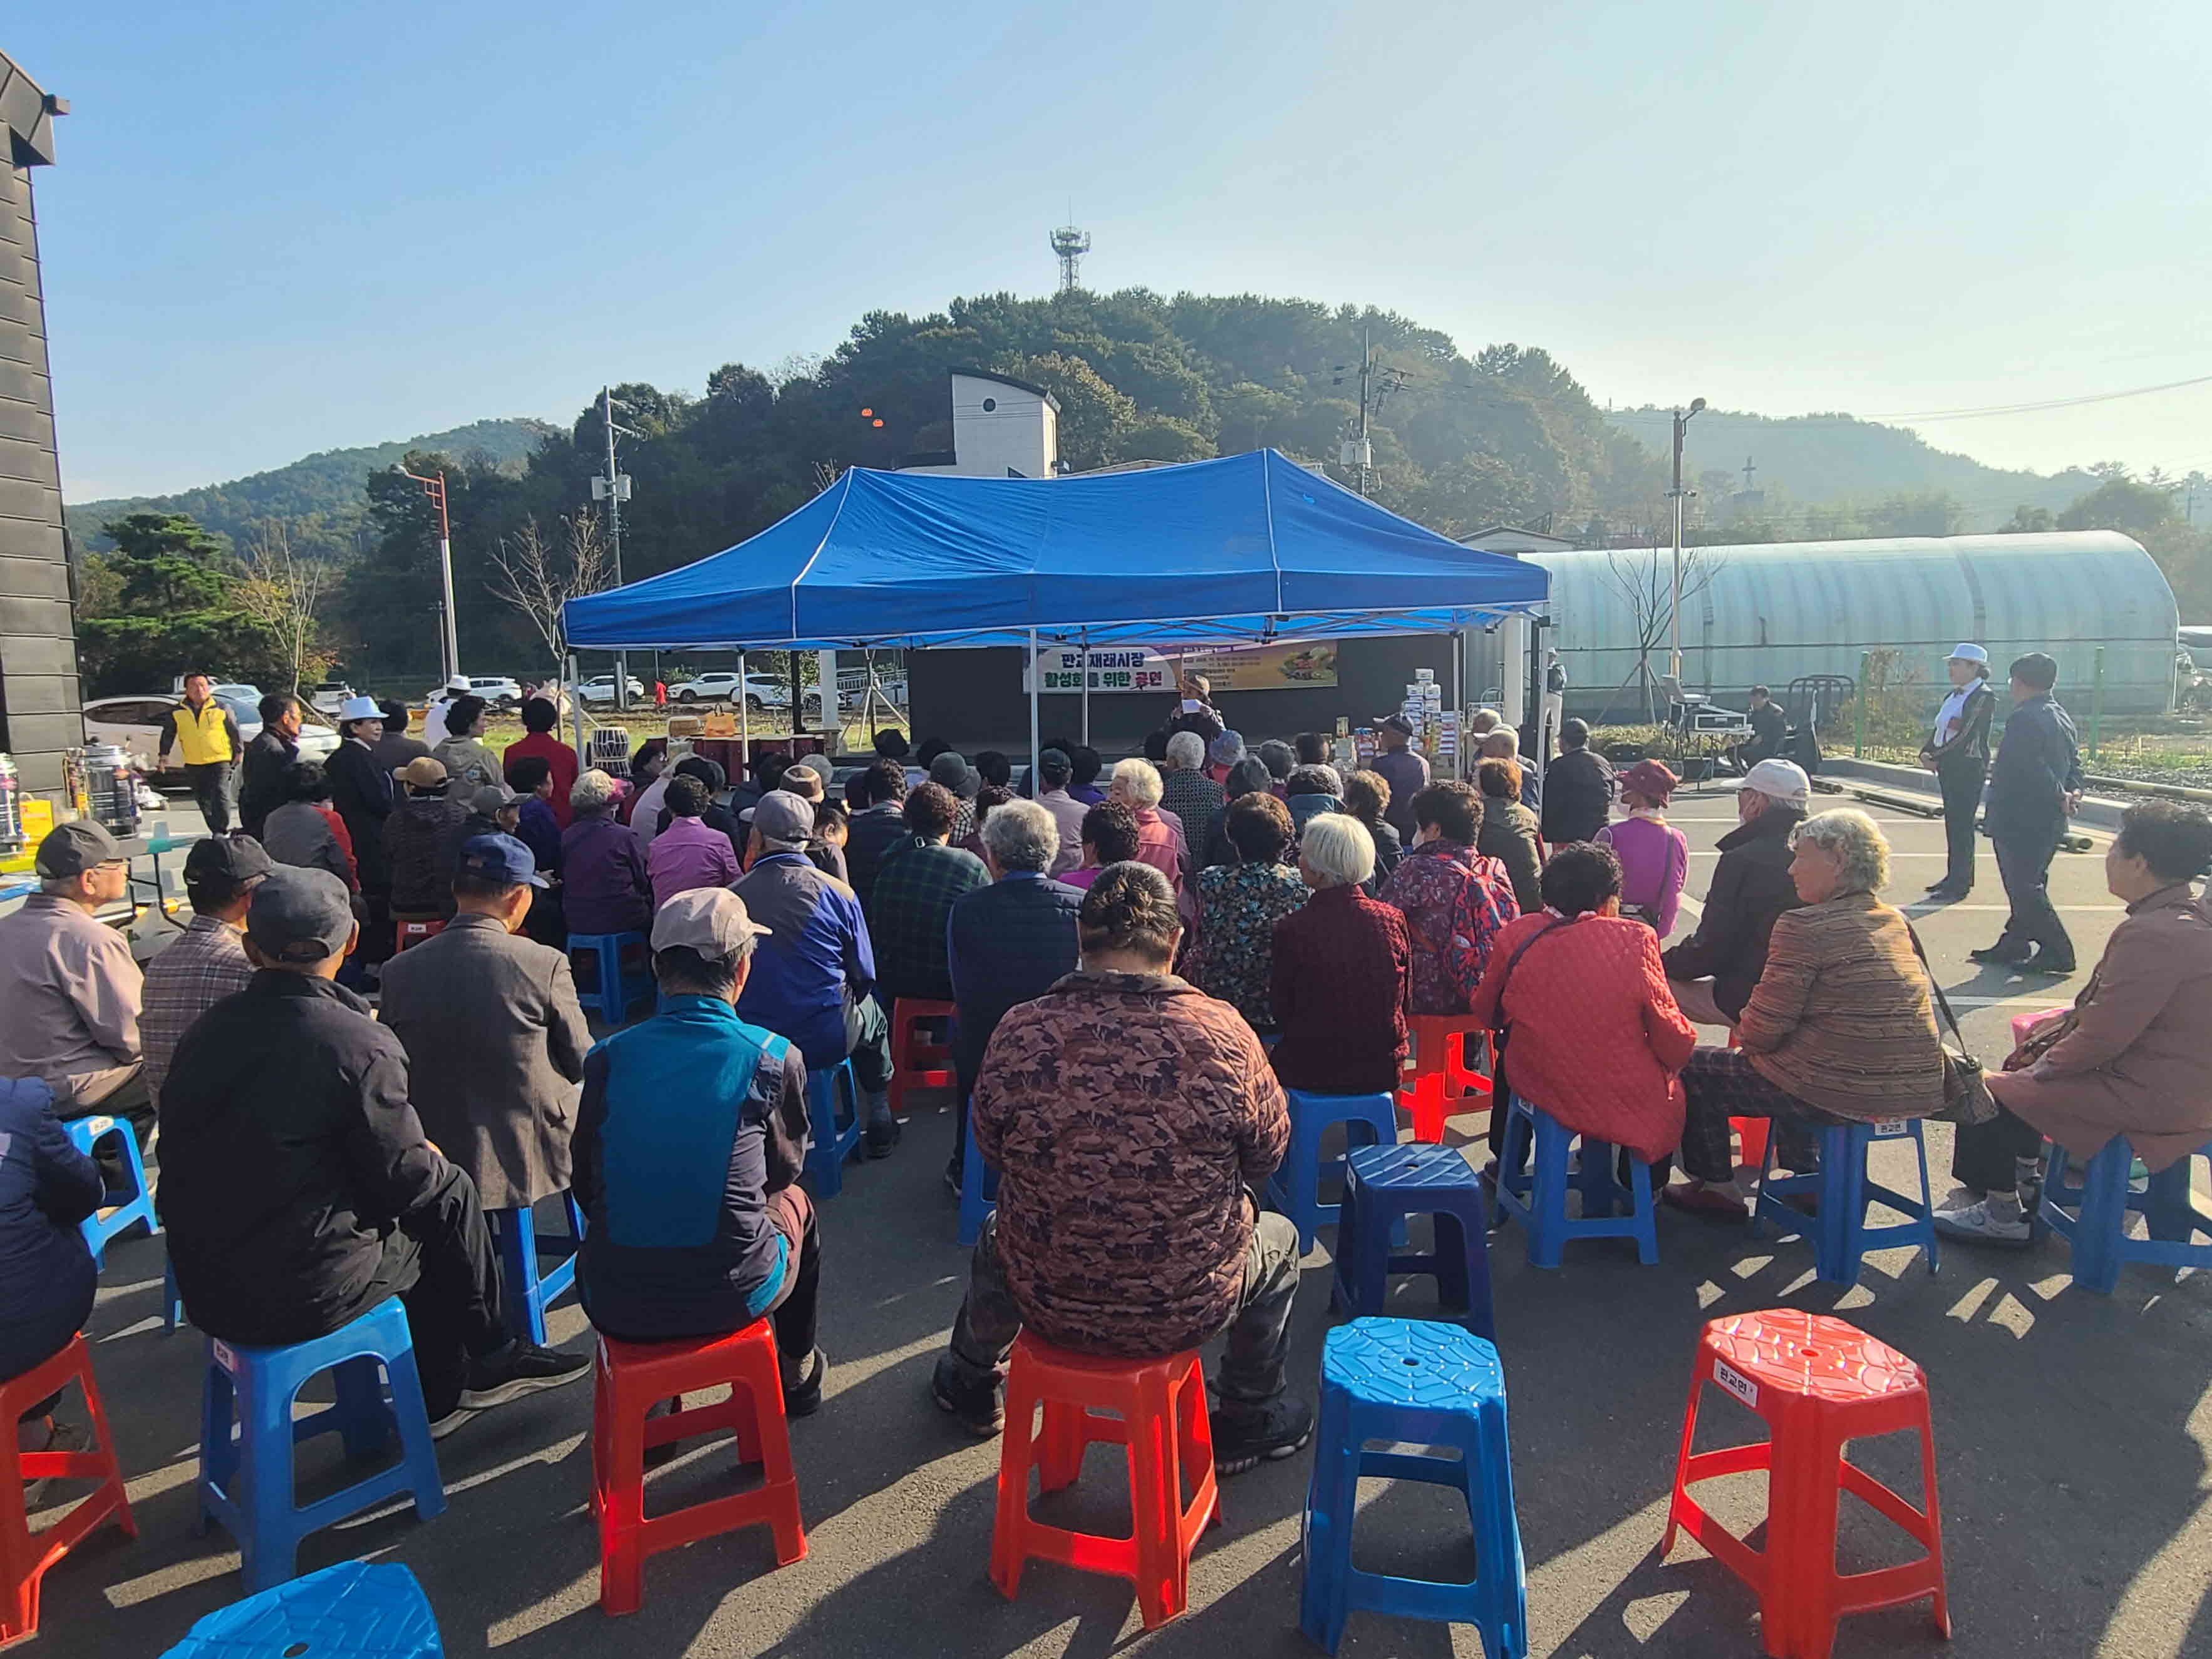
<box><xmin>1377</xmin><ymin>780</ymin><xmax>1519</xmax><ymax>1014</ymax></box>
<box><xmin>1193</xmin><ymin>793</ymin><xmax>1308</xmax><ymax>1031</ymax></box>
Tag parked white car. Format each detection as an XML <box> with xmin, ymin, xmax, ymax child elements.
<box><xmin>81</xmin><ymin>693</ymin><xmax>339</xmax><ymax>787</ymax></box>
<box><xmin>309</xmin><ymin>680</ymin><xmax>355</xmax><ymax>715</ymax></box>
<box><xmin>578</xmin><ymin>674</ymin><xmax>648</xmax><ymax>705</ymax></box>
<box><xmin>428</xmin><ymin>676</ymin><xmax>523</xmax><ymax>711</ymax></box>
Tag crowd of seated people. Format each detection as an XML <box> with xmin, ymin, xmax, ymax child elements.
<box><xmin>10</xmin><ymin>701</ymin><xmax>2212</xmax><ymax>1531</ymax></box>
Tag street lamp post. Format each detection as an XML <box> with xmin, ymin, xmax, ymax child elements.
<box><xmin>1668</xmin><ymin>398</ymin><xmax>1707</xmax><ymax>681</ymax></box>
<box><xmin>398</xmin><ymin>466</ymin><xmax>459</xmax><ymax>682</ymax></box>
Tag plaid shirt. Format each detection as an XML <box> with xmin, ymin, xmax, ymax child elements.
<box><xmin>870</xmin><ymin>836</ymin><xmax>988</xmax><ymax>1005</ymax></box>
<box><xmin>1160</xmin><ymin>768</ymin><xmax>1226</xmax><ymax>862</ymax></box>
<box><xmin>140</xmin><ymin>915</ymin><xmax>254</xmax><ymax>1107</ymax></box>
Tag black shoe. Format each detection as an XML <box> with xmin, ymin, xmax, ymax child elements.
<box><xmin>930</xmin><ymin>1358</ymin><xmax>1005</xmax><ymax>1438</ymax></box>
<box><xmin>460</xmin><ymin>1340</ymin><xmax>591</xmax><ymax>1410</ymax></box>
<box><xmin>2021</xmin><ymin>948</ymin><xmax>2076</xmax><ymax>976</ymax></box>
<box><xmin>865</xmin><ymin>1117</ymin><xmax>902</xmax><ymax>1160</ymax></box>
<box><xmin>1969</xmin><ymin>941</ymin><xmax>2031</xmax><ymax>966</ymax></box>
<box><xmin>1212</xmin><ymin>1395</ymin><xmax>1315</xmax><ymax>1476</ymax></box>
<box><xmin>943</xmin><ymin>1160</ymin><xmax>963</xmax><ymax>1199</ymax></box>
<box><xmin>782</xmin><ymin>1348</ymin><xmax>827</xmax><ymax>1419</ymax></box>
<box><xmin>428</xmin><ymin>1403</ymin><xmax>480</xmax><ymax>1441</ymax></box>
<box><xmin>1922</xmin><ymin>883</ymin><xmax>1968</xmax><ymax>902</ymax></box>
<box><xmin>1923</xmin><ymin>877</ymin><xmax>1953</xmax><ymax>894</ymax></box>
<box><xmin>20</xmin><ymin>1420</ymin><xmax>89</xmax><ymax>1506</ymax></box>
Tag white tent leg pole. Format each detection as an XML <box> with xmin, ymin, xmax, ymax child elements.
<box><xmin>1028</xmin><ymin>627</ymin><xmax>1041</xmax><ymax>795</ymax></box>
<box><xmin>738</xmin><ymin>650</ymin><xmax>750</xmax><ymax>771</ymax></box>
<box><xmin>567</xmin><ymin>653</ymin><xmax>586</xmax><ymax>761</ymax></box>
<box><xmin>1080</xmin><ymin>630</ymin><xmax>1091</xmax><ymax>747</ymax></box>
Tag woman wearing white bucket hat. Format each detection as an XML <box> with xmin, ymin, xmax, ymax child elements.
<box><xmin>1920</xmin><ymin>643</ymin><xmax>1997</xmax><ymax>900</ymax></box>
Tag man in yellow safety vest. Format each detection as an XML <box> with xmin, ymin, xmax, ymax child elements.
<box><xmin>157</xmin><ymin>671</ymin><xmax>244</xmax><ymax>832</ymax></box>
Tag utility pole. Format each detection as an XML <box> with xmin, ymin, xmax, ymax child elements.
<box><xmin>1668</xmin><ymin>398</ymin><xmax>1707</xmax><ymax>682</ymax></box>
<box><xmin>398</xmin><ymin>465</ymin><xmax>458</xmax><ymax>681</ymax></box>
<box><xmin>592</xmin><ymin>387</ymin><xmax>636</xmax><ymax>709</ymax></box>
<box><xmin>1358</xmin><ymin>326</ymin><xmax>1372</xmax><ymax>498</ymax></box>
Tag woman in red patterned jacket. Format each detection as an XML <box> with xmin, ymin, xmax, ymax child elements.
<box><xmin>1377</xmin><ymin>780</ymin><xmax>1519</xmax><ymax>1014</ymax></box>
<box><xmin>1469</xmin><ymin>840</ymin><xmax>1697</xmax><ymax>1172</ymax></box>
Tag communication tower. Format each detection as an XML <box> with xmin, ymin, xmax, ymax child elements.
<box><xmin>1050</xmin><ymin>223</ymin><xmax>1090</xmax><ymax>293</ymax></box>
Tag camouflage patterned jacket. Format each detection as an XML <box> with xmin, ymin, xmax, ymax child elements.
<box><xmin>972</xmin><ymin>969</ymin><xmax>1289</xmax><ymax>1356</ymax></box>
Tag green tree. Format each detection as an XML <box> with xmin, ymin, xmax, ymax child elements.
<box><xmin>73</xmin><ymin>512</ymin><xmax>294</xmax><ymax>695</ymax></box>
<box><xmin>2056</xmin><ymin>476</ymin><xmax>2174</xmax><ymax>536</ymax></box>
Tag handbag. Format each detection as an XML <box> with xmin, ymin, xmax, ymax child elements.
<box><xmin>1618</xmin><ymin>824</ymin><xmax>1682</xmax><ymax>931</ymax></box>
<box><xmin>1906</xmin><ymin>926</ymin><xmax>1997</xmax><ymax>1125</ymax></box>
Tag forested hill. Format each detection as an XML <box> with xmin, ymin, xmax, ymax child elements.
<box><xmin>65</xmin><ymin>417</ymin><xmax>555</xmax><ymax>556</ymax></box>
<box><xmin>1606</xmin><ymin>405</ymin><xmax>2098</xmax><ymax>531</ymax></box>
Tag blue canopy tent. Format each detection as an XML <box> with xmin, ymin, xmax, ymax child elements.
<box><xmin>562</xmin><ymin>448</ymin><xmax>1550</xmax><ymax>774</ymax></box>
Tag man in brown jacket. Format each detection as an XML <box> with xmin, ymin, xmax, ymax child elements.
<box><xmin>378</xmin><ymin>834</ymin><xmax>591</xmax><ymax>1227</ymax></box>
<box><xmin>1938</xmin><ymin>801</ymin><xmax>2212</xmax><ymax>1246</ymax></box>
<box><xmin>931</xmin><ymin>861</ymin><xmax>1309</xmax><ymax>1475</ymax></box>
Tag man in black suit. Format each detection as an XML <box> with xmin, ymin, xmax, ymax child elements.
<box><xmin>944</xmin><ymin>798</ymin><xmax>1083</xmax><ymax>1191</ymax></box>
<box><xmin>1541</xmin><ymin>718</ymin><xmax>1616</xmax><ymax>845</ymax></box>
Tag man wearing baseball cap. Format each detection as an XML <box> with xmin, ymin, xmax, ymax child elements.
<box><xmin>0</xmin><ymin>820</ymin><xmax>150</xmax><ymax>1144</ymax></box>
<box><xmin>386</xmin><ymin>755</ymin><xmax>470</xmax><ymax>919</ymax></box>
<box><xmin>1369</xmin><ymin>713</ymin><xmax>1430</xmax><ymax>842</ymax></box>
<box><xmin>1919</xmin><ymin>643</ymin><xmax>1998</xmax><ymax>901</ymax></box>
<box><xmin>733</xmin><ymin>790</ymin><xmax>901</xmax><ymax>1157</ymax></box>
<box><xmin>1662</xmin><ymin>758</ymin><xmax>1812</xmax><ymax>1026</ymax></box>
<box><xmin>572</xmin><ymin>888</ymin><xmax>827</xmax><ymax>1417</ymax></box>
<box><xmin>160</xmin><ymin>866</ymin><xmax>587</xmax><ymax>1435</ymax></box>
<box><xmin>140</xmin><ymin>835</ymin><xmax>272</xmax><ymax>1108</ymax></box>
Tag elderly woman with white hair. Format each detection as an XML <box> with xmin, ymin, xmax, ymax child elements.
<box><xmin>1267</xmin><ymin>813</ymin><xmax>1411</xmax><ymax>1095</ymax></box>
<box><xmin>1109</xmin><ymin>756</ymin><xmax>1186</xmax><ymax>894</ymax></box>
<box><xmin>1663</xmin><ymin>807</ymin><xmax>1947</xmax><ymax>1218</ymax></box>
<box><xmin>561</xmin><ymin>767</ymin><xmax>653</xmax><ymax>938</ymax></box>
<box><xmin>1160</xmin><ymin>729</ymin><xmax>1227</xmax><ymax>860</ymax></box>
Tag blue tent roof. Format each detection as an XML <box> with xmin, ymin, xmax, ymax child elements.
<box><xmin>563</xmin><ymin>448</ymin><xmax>1548</xmax><ymax>651</ymax></box>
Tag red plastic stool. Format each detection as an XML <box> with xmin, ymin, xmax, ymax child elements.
<box><xmin>991</xmin><ymin>1331</ymin><xmax>1219</xmax><ymax>1629</ymax></box>
<box><xmin>1</xmin><ymin>1334</ymin><xmax>137</xmax><ymax>1643</ymax></box>
<box><xmin>393</xmin><ymin>914</ymin><xmax>446</xmax><ymax>953</ymax></box>
<box><xmin>590</xmin><ymin>1321</ymin><xmax>807</xmax><ymax>1615</ymax></box>
<box><xmin>1662</xmin><ymin>1310</ymin><xmax>1949</xmax><ymax>1659</ymax></box>
<box><xmin>889</xmin><ymin>997</ymin><xmax>957</xmax><ymax>1117</ymax></box>
<box><xmin>1398</xmin><ymin>1014</ymin><xmax>1492</xmax><ymax>1143</ymax></box>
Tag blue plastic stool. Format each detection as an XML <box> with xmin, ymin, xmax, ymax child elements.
<box><xmin>165</xmin><ymin>1256</ymin><xmax>188</xmax><ymax>1333</ymax></box>
<box><xmin>1752</xmin><ymin>1117</ymin><xmax>1940</xmax><ymax>1286</ymax></box>
<box><xmin>804</xmin><ymin>1058</ymin><xmax>864</xmax><ymax>1197</ymax></box>
<box><xmin>567</xmin><ymin>931</ymin><xmax>653</xmax><ymax>1022</ymax></box>
<box><xmin>1300</xmin><ymin>1318</ymin><xmax>1527</xmax><ymax>1658</ymax></box>
<box><xmin>1333</xmin><ymin>1144</ymin><xmax>1495</xmax><ymax>1338</ymax></box>
<box><xmin>489</xmin><ymin>1192</ymin><xmax>586</xmax><ymax>1345</ymax></box>
<box><xmin>957</xmin><ymin>1109</ymin><xmax>1000</xmax><ymax>1248</ymax></box>
<box><xmin>197</xmin><ymin>1296</ymin><xmax>447</xmax><ymax>1594</ymax></box>
<box><xmin>1267</xmin><ymin>1090</ymin><xmax>1400</xmax><ymax>1254</ymax></box>
<box><xmin>2040</xmin><ymin>1135</ymin><xmax>2212</xmax><ymax>1294</ymax></box>
<box><xmin>158</xmin><ymin>1559</ymin><xmax>443</xmax><ymax>1658</ymax></box>
<box><xmin>64</xmin><ymin>1112</ymin><xmax>158</xmax><ymax>1266</ymax></box>
<box><xmin>1492</xmin><ymin>1095</ymin><xmax>1658</xmax><ymax>1268</ymax></box>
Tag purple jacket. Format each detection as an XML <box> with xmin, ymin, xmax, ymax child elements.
<box><xmin>563</xmin><ymin>813</ymin><xmax>653</xmax><ymax>937</ymax></box>
<box><xmin>1595</xmin><ymin>813</ymin><xmax>1689</xmax><ymax>937</ymax></box>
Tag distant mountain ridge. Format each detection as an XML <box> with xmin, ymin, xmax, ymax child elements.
<box><xmin>64</xmin><ymin>417</ymin><xmax>556</xmax><ymax>556</ymax></box>
<box><xmin>1605</xmin><ymin>405</ymin><xmax>2096</xmax><ymax>530</ymax></box>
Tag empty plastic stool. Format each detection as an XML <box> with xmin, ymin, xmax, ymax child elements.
<box><xmin>1268</xmin><ymin>1090</ymin><xmax>1400</xmax><ymax>1254</ymax></box>
<box><xmin>568</xmin><ymin>931</ymin><xmax>653</xmax><ymax>1022</ymax></box>
<box><xmin>64</xmin><ymin>1112</ymin><xmax>157</xmax><ymax>1266</ymax></box>
<box><xmin>889</xmin><ymin>997</ymin><xmax>956</xmax><ymax>1117</ymax></box>
<box><xmin>990</xmin><ymin>1331</ymin><xmax>1217</xmax><ymax>1630</ymax></box>
<box><xmin>956</xmin><ymin>1117</ymin><xmax>999</xmax><ymax>1248</ymax></box>
<box><xmin>1398</xmin><ymin>1015</ymin><xmax>1492</xmax><ymax>1143</ymax></box>
<box><xmin>2040</xmin><ymin>1135</ymin><xmax>2212</xmax><ymax>1295</ymax></box>
<box><xmin>804</xmin><ymin>1057</ymin><xmax>863</xmax><ymax>1197</ymax></box>
<box><xmin>1663</xmin><ymin>1310</ymin><xmax>1948</xmax><ymax>1659</ymax></box>
<box><xmin>591</xmin><ymin>1320</ymin><xmax>806</xmax><ymax>1615</ymax></box>
<box><xmin>1492</xmin><ymin>1095</ymin><xmax>1658</xmax><ymax>1268</ymax></box>
<box><xmin>490</xmin><ymin>1192</ymin><xmax>586</xmax><ymax>1345</ymax></box>
<box><xmin>1333</xmin><ymin>1143</ymin><xmax>1496</xmax><ymax>1338</ymax></box>
<box><xmin>1752</xmin><ymin>1118</ymin><xmax>1940</xmax><ymax>1286</ymax></box>
<box><xmin>1</xmin><ymin>1333</ymin><xmax>137</xmax><ymax>1645</ymax></box>
<box><xmin>197</xmin><ymin>1296</ymin><xmax>447</xmax><ymax>1594</ymax></box>
<box><xmin>1300</xmin><ymin>1318</ymin><xmax>1526</xmax><ymax>1658</ymax></box>
<box><xmin>392</xmin><ymin>915</ymin><xmax>445</xmax><ymax>953</ymax></box>
<box><xmin>157</xmin><ymin>1559</ymin><xmax>442</xmax><ymax>1659</ymax></box>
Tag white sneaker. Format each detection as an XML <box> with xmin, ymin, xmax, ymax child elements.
<box><xmin>1931</xmin><ymin>1199</ymin><xmax>2031</xmax><ymax>1248</ymax></box>
<box><xmin>1934</xmin><ymin>1187</ymin><xmax>1983</xmax><ymax>1216</ymax></box>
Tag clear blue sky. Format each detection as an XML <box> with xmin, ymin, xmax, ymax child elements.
<box><xmin>16</xmin><ymin>0</ymin><xmax>2212</xmax><ymax>501</ymax></box>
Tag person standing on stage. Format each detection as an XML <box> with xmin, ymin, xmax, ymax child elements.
<box><xmin>1920</xmin><ymin>644</ymin><xmax>1998</xmax><ymax>902</ymax></box>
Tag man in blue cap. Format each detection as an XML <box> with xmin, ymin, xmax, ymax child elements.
<box><xmin>159</xmin><ymin>865</ymin><xmax>589</xmax><ymax>1437</ymax></box>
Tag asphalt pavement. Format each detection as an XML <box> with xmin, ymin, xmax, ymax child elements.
<box><xmin>24</xmin><ymin>774</ymin><xmax>2212</xmax><ymax>1658</ymax></box>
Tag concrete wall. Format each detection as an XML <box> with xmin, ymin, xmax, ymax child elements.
<box><xmin>0</xmin><ymin>58</ymin><xmax>78</xmax><ymax>798</ymax></box>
